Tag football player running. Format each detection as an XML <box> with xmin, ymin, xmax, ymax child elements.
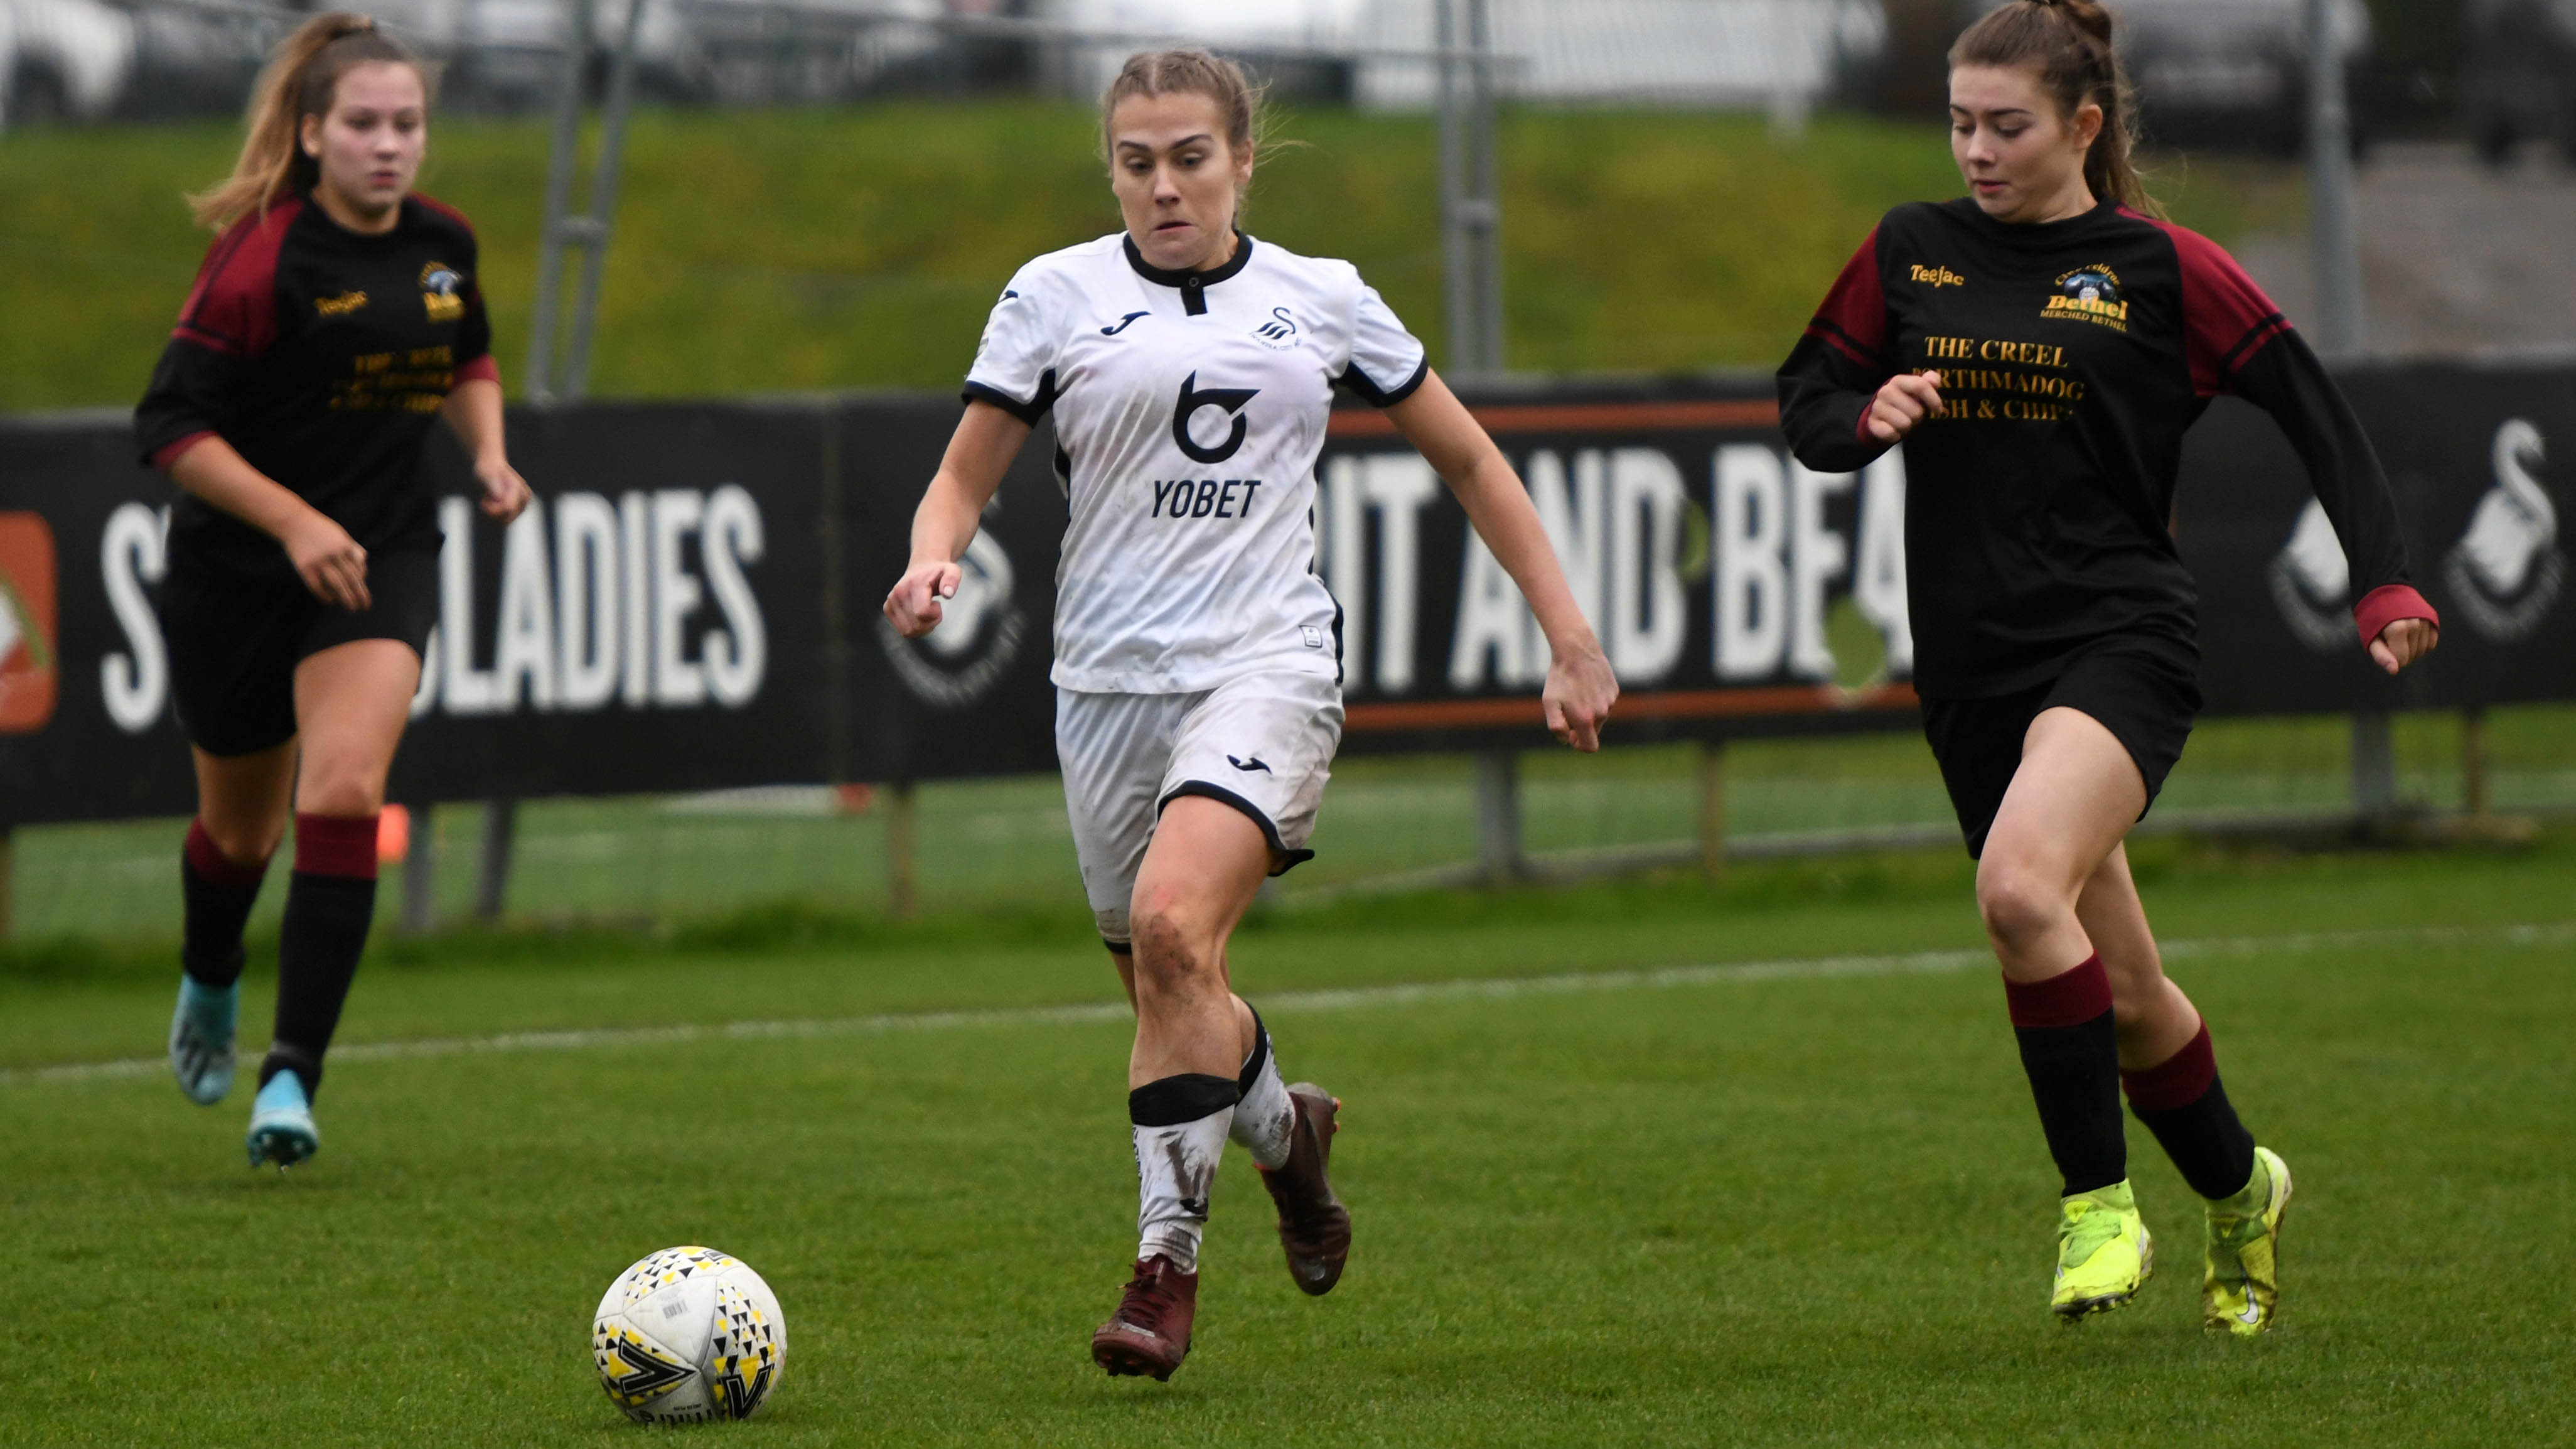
<box><xmin>884</xmin><ymin>49</ymin><xmax>1617</xmax><ymax>1381</ymax></box>
<box><xmin>1778</xmin><ymin>0</ymin><xmax>2436</xmax><ymax>1333</ymax></box>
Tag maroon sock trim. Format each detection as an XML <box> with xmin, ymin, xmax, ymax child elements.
<box><xmin>185</xmin><ymin>819</ymin><xmax>271</xmax><ymax>889</ymax></box>
<box><xmin>2002</xmin><ymin>953</ymin><xmax>2113</xmax><ymax>1029</ymax></box>
<box><xmin>2122</xmin><ymin>1021</ymin><xmax>2218</xmax><ymax>1111</ymax></box>
<box><xmin>293</xmin><ymin>812</ymin><xmax>380</xmax><ymax>880</ymax></box>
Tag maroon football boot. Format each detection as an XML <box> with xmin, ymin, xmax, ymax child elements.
<box><xmin>1090</xmin><ymin>1254</ymin><xmax>1198</xmax><ymax>1381</ymax></box>
<box><xmin>1258</xmin><ymin>1083</ymin><xmax>1351</xmax><ymax>1296</ymax></box>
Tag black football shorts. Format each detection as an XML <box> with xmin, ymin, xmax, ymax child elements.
<box><xmin>1918</xmin><ymin>638</ymin><xmax>2202</xmax><ymax>859</ymax></box>
<box><xmin>160</xmin><ymin>546</ymin><xmax>439</xmax><ymax>757</ymax></box>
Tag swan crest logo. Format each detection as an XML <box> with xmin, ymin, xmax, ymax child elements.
<box><xmin>877</xmin><ymin>527</ymin><xmax>1027</xmax><ymax>708</ymax></box>
<box><xmin>2270</xmin><ymin>417</ymin><xmax>2564</xmax><ymax>651</ymax></box>
<box><xmin>2442</xmin><ymin>419</ymin><xmax>2563</xmax><ymax>643</ymax></box>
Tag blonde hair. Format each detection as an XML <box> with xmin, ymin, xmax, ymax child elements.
<box><xmin>1951</xmin><ymin>0</ymin><xmax>2162</xmax><ymax>218</ymax></box>
<box><xmin>1100</xmin><ymin>48</ymin><xmax>1270</xmax><ymax>162</ymax></box>
<box><xmin>188</xmin><ymin>12</ymin><xmax>426</xmax><ymax>231</ymax></box>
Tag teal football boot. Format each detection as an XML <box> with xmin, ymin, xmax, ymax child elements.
<box><xmin>246</xmin><ymin>1068</ymin><xmax>319</xmax><ymax>1170</ymax></box>
<box><xmin>168</xmin><ymin>975</ymin><xmax>239</xmax><ymax>1106</ymax></box>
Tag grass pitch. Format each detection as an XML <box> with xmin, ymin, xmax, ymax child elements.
<box><xmin>6</xmin><ymin>837</ymin><xmax>2571</xmax><ymax>1446</ymax></box>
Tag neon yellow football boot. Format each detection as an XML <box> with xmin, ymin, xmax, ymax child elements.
<box><xmin>2052</xmin><ymin>1179</ymin><xmax>2154</xmax><ymax>1320</ymax></box>
<box><xmin>2204</xmin><ymin>1146</ymin><xmax>2292</xmax><ymax>1337</ymax></box>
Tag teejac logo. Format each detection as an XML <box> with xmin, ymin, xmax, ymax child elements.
<box><xmin>0</xmin><ymin>512</ymin><xmax>59</xmax><ymax>734</ymax></box>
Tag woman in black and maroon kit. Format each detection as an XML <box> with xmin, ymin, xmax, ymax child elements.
<box><xmin>1779</xmin><ymin>0</ymin><xmax>2437</xmax><ymax>1334</ymax></box>
<box><xmin>134</xmin><ymin>13</ymin><xmax>529</xmax><ymax>1169</ymax></box>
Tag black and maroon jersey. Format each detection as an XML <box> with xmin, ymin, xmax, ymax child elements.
<box><xmin>1777</xmin><ymin>197</ymin><xmax>2435</xmax><ymax>699</ymax></box>
<box><xmin>134</xmin><ymin>192</ymin><xmax>497</xmax><ymax>584</ymax></box>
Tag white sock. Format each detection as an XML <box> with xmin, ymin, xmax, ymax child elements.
<box><xmin>1134</xmin><ymin>1107</ymin><xmax>1231</xmax><ymax>1273</ymax></box>
<box><xmin>1229</xmin><ymin>1010</ymin><xmax>1295</xmax><ymax>1171</ymax></box>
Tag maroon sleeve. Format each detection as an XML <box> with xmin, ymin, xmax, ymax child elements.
<box><xmin>2153</xmin><ymin>217</ymin><xmax>2437</xmax><ymax>642</ymax></box>
<box><xmin>169</xmin><ymin>203</ymin><xmax>294</xmax><ymax>362</ymax></box>
<box><xmin>1776</xmin><ymin>228</ymin><xmax>1896</xmax><ymax>473</ymax></box>
<box><xmin>1804</xmin><ymin>231</ymin><xmax>1892</xmax><ymax>374</ymax></box>
<box><xmin>135</xmin><ymin>203</ymin><xmax>298</xmax><ymax>471</ymax></box>
<box><xmin>2154</xmin><ymin>217</ymin><xmax>2294</xmax><ymax>398</ymax></box>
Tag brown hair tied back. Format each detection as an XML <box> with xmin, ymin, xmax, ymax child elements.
<box><xmin>188</xmin><ymin>11</ymin><xmax>425</xmax><ymax>231</ymax></box>
<box><xmin>1100</xmin><ymin>48</ymin><xmax>1270</xmax><ymax>166</ymax></box>
<box><xmin>1951</xmin><ymin>0</ymin><xmax>2159</xmax><ymax>218</ymax></box>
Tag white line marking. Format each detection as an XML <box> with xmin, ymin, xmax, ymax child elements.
<box><xmin>8</xmin><ymin>922</ymin><xmax>2570</xmax><ymax>1089</ymax></box>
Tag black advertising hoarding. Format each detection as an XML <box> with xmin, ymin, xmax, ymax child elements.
<box><xmin>1314</xmin><ymin>378</ymin><xmax>1919</xmax><ymax>755</ymax></box>
<box><xmin>0</xmin><ymin>401</ymin><xmax>842</xmax><ymax>825</ymax></box>
<box><xmin>836</xmin><ymin>396</ymin><xmax>1068</xmax><ymax>785</ymax></box>
<box><xmin>2180</xmin><ymin>362</ymin><xmax>2576</xmax><ymax>714</ymax></box>
<box><xmin>0</xmin><ymin>412</ymin><xmax>205</xmax><ymax>823</ymax></box>
<box><xmin>394</xmin><ymin>399</ymin><xmax>837</xmax><ymax>801</ymax></box>
<box><xmin>2</xmin><ymin>363</ymin><xmax>2570</xmax><ymax>827</ymax></box>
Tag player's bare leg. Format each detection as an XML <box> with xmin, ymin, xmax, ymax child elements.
<box><xmin>1103</xmin><ymin>948</ymin><xmax>1344</xmax><ymax>1297</ymax></box>
<box><xmin>2077</xmin><ymin>823</ymin><xmax>2278</xmax><ymax>1331</ymax></box>
<box><xmin>2073</xmin><ymin>846</ymin><xmax>2201</xmax><ymax>1069</ymax></box>
<box><xmin>247</xmin><ymin>640</ymin><xmax>416</xmax><ymax>1168</ymax></box>
<box><xmin>1977</xmin><ymin>708</ymin><xmax>2156</xmax><ymax>1316</ymax></box>
<box><xmin>1093</xmin><ymin>795</ymin><xmax>1356</xmax><ymax>1377</ymax></box>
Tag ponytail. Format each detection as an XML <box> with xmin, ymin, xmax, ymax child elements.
<box><xmin>1950</xmin><ymin>0</ymin><xmax>2160</xmax><ymax>218</ymax></box>
<box><xmin>188</xmin><ymin>12</ymin><xmax>424</xmax><ymax>231</ymax></box>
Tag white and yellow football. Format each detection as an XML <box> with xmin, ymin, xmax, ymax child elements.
<box><xmin>591</xmin><ymin>1246</ymin><xmax>786</xmax><ymax>1423</ymax></box>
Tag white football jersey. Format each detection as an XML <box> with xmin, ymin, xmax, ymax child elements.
<box><xmin>965</xmin><ymin>232</ymin><xmax>1428</xmax><ymax>694</ymax></box>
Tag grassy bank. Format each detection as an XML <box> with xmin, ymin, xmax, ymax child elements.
<box><xmin>0</xmin><ymin>104</ymin><xmax>2304</xmax><ymax>411</ymax></box>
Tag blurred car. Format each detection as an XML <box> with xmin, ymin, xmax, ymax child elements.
<box><xmin>2103</xmin><ymin>0</ymin><xmax>2371</xmax><ymax>155</ymax></box>
<box><xmin>0</xmin><ymin>0</ymin><xmax>132</xmax><ymax>127</ymax></box>
<box><xmin>117</xmin><ymin>0</ymin><xmax>268</xmax><ymax>120</ymax></box>
<box><xmin>2462</xmin><ymin>0</ymin><xmax>2576</xmax><ymax>163</ymax></box>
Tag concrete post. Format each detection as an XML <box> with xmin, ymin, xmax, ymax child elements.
<box><xmin>475</xmin><ymin>799</ymin><xmax>516</xmax><ymax>922</ymax></box>
<box><xmin>888</xmin><ymin>782</ymin><xmax>918</xmax><ymax>921</ymax></box>
<box><xmin>1474</xmin><ymin>748</ymin><xmax>1523</xmax><ymax>884</ymax></box>
<box><xmin>1697</xmin><ymin>740</ymin><xmax>1728</xmax><ymax>880</ymax></box>
<box><xmin>402</xmin><ymin>805</ymin><xmax>439</xmax><ymax>934</ymax></box>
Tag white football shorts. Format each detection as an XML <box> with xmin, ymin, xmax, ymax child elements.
<box><xmin>1056</xmin><ymin>669</ymin><xmax>1343</xmax><ymax>949</ymax></box>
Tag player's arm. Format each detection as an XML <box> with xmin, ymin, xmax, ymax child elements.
<box><xmin>1778</xmin><ymin>227</ymin><xmax>1926</xmax><ymax>471</ymax></box>
<box><xmin>441</xmin><ymin>377</ymin><xmax>531</xmax><ymax>524</ymax></box>
<box><xmin>164</xmin><ymin>436</ymin><xmax>372</xmax><ymax>612</ymax></box>
<box><xmin>2226</xmin><ymin>337</ymin><xmax>2437</xmax><ymax>674</ymax></box>
<box><xmin>2176</xmin><ymin>229</ymin><xmax>2438</xmax><ymax>676</ymax></box>
<box><xmin>885</xmin><ymin>400</ymin><xmax>1031</xmax><ymax>638</ymax></box>
<box><xmin>1386</xmin><ymin>369</ymin><xmax>1616</xmax><ymax>751</ymax></box>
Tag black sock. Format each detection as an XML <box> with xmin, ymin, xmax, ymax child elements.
<box><xmin>180</xmin><ymin>820</ymin><xmax>269</xmax><ymax>988</ymax></box>
<box><xmin>2014</xmin><ymin>1013</ymin><xmax>2128</xmax><ymax>1195</ymax></box>
<box><xmin>2124</xmin><ymin>1024</ymin><xmax>2258</xmax><ymax>1199</ymax></box>
<box><xmin>264</xmin><ymin>871</ymin><xmax>375</xmax><ymax>1099</ymax></box>
<box><xmin>262</xmin><ymin>813</ymin><xmax>382</xmax><ymax>1100</ymax></box>
<box><xmin>2003</xmin><ymin>956</ymin><xmax>2127</xmax><ymax>1197</ymax></box>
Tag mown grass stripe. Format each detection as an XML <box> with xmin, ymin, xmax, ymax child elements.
<box><xmin>10</xmin><ymin>921</ymin><xmax>2568</xmax><ymax>1089</ymax></box>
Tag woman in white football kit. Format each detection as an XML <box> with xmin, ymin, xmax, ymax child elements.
<box><xmin>885</xmin><ymin>50</ymin><xmax>1617</xmax><ymax>1382</ymax></box>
